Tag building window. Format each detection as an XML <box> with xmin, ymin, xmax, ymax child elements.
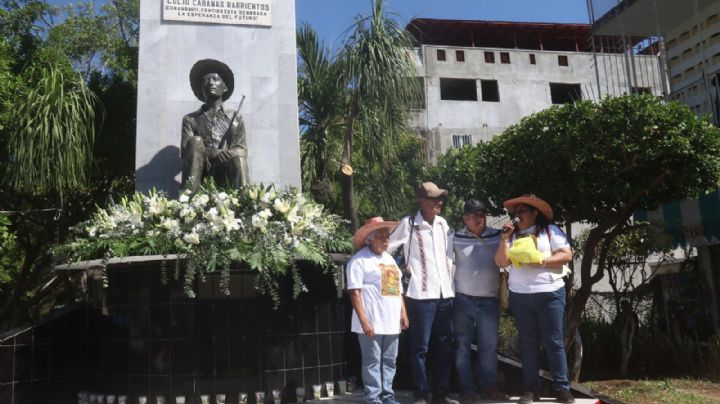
<box><xmin>480</xmin><ymin>80</ymin><xmax>500</xmax><ymax>102</ymax></box>
<box><xmin>440</xmin><ymin>78</ymin><xmax>477</xmax><ymax>101</ymax></box>
<box><xmin>558</xmin><ymin>55</ymin><xmax>569</xmax><ymax>66</ymax></box>
<box><xmin>456</xmin><ymin>50</ymin><xmax>465</xmax><ymax>62</ymax></box>
<box><xmin>549</xmin><ymin>83</ymin><xmax>582</xmax><ymax>104</ymax></box>
<box><xmin>529</xmin><ymin>54</ymin><xmax>536</xmax><ymax>65</ymax></box>
<box><xmin>631</xmin><ymin>87</ymin><xmax>652</xmax><ymax>95</ymax></box>
<box><xmin>437</xmin><ymin>49</ymin><xmax>446</xmax><ymax>61</ymax></box>
<box><xmin>500</xmin><ymin>52</ymin><xmax>511</xmax><ymax>64</ymax></box>
<box><xmin>484</xmin><ymin>51</ymin><xmax>495</xmax><ymax>64</ymax></box>
<box><xmin>452</xmin><ymin>134</ymin><xmax>472</xmax><ymax>149</ymax></box>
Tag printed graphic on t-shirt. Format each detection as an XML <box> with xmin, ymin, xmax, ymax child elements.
<box><xmin>380</xmin><ymin>264</ymin><xmax>401</xmax><ymax>296</ymax></box>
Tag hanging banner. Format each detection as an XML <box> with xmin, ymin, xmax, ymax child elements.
<box><xmin>163</xmin><ymin>0</ymin><xmax>272</xmax><ymax>27</ymax></box>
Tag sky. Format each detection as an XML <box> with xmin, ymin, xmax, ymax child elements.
<box><xmin>295</xmin><ymin>0</ymin><xmax>590</xmax><ymax>48</ymax></box>
<box><xmin>47</xmin><ymin>1</ymin><xmax>590</xmax><ymax>48</ymax></box>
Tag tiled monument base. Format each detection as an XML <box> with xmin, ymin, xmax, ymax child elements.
<box><xmin>0</xmin><ymin>257</ymin><xmax>348</xmax><ymax>403</ymax></box>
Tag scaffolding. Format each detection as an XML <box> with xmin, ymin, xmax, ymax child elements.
<box><xmin>588</xmin><ymin>0</ymin><xmax>720</xmax><ymax>124</ymax></box>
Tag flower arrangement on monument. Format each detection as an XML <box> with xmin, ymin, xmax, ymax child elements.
<box><xmin>56</xmin><ymin>182</ymin><xmax>352</xmax><ymax>307</ymax></box>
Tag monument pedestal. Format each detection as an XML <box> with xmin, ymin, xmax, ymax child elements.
<box><xmin>1</xmin><ymin>256</ymin><xmax>348</xmax><ymax>402</ymax></box>
<box><xmin>135</xmin><ymin>0</ymin><xmax>301</xmax><ymax>196</ymax></box>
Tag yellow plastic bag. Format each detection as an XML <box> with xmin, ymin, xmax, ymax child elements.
<box><xmin>508</xmin><ymin>236</ymin><xmax>545</xmax><ymax>267</ymax></box>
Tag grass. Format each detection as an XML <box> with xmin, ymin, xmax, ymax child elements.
<box><xmin>583</xmin><ymin>378</ymin><xmax>720</xmax><ymax>404</ymax></box>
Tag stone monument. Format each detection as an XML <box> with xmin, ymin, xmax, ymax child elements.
<box><xmin>135</xmin><ymin>0</ymin><xmax>300</xmax><ymax>195</ymax></box>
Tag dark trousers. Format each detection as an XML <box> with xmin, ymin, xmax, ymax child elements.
<box><xmin>182</xmin><ymin>136</ymin><xmax>248</xmax><ymax>190</ymax></box>
<box><xmin>406</xmin><ymin>297</ymin><xmax>454</xmax><ymax>398</ymax></box>
<box><xmin>453</xmin><ymin>293</ymin><xmax>500</xmax><ymax>394</ymax></box>
<box><xmin>509</xmin><ymin>288</ymin><xmax>570</xmax><ymax>392</ymax></box>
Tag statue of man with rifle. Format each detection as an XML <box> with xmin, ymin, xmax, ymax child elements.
<box><xmin>181</xmin><ymin>59</ymin><xmax>249</xmax><ymax>190</ymax></box>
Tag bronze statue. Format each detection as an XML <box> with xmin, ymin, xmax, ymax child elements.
<box><xmin>181</xmin><ymin>59</ymin><xmax>249</xmax><ymax>190</ymax></box>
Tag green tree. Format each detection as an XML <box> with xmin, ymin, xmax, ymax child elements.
<box><xmin>297</xmin><ymin>0</ymin><xmax>422</xmax><ymax>230</ymax></box>
<box><xmin>0</xmin><ymin>54</ymin><xmax>102</xmax><ymax>329</ymax></box>
<box><xmin>297</xmin><ymin>23</ymin><xmax>346</xmax><ymax>207</ymax></box>
<box><xmin>0</xmin><ymin>0</ymin><xmax>137</xmax><ymax>330</ymax></box>
<box><xmin>435</xmin><ymin>95</ymin><xmax>720</xmax><ymax>377</ymax></box>
<box><xmin>581</xmin><ymin>222</ymin><xmax>674</xmax><ymax>376</ymax></box>
<box><xmin>337</xmin><ymin>0</ymin><xmax>421</xmax><ymax>230</ymax></box>
<box><xmin>5</xmin><ymin>54</ymin><xmax>100</xmax><ymax>200</ymax></box>
<box><xmin>0</xmin><ymin>0</ymin><xmax>53</xmax><ymax>72</ymax></box>
<box><xmin>47</xmin><ymin>0</ymin><xmax>139</xmax><ymax>85</ymax></box>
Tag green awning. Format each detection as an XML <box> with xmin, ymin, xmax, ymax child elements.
<box><xmin>634</xmin><ymin>190</ymin><xmax>720</xmax><ymax>247</ymax></box>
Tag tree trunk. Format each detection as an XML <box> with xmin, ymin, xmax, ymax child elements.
<box><xmin>565</xmin><ymin>226</ymin><xmax>612</xmax><ymax>348</ymax></box>
<box><xmin>619</xmin><ymin>313</ymin><xmax>637</xmax><ymax>377</ymax></box>
<box><xmin>340</xmin><ymin>174</ymin><xmax>357</xmax><ymax>231</ymax></box>
<box><xmin>341</xmin><ymin>95</ymin><xmax>359</xmax><ymax>232</ymax></box>
<box><xmin>569</xmin><ymin>330</ymin><xmax>583</xmax><ymax>383</ymax></box>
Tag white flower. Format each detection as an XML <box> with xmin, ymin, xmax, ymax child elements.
<box><xmin>180</xmin><ymin>208</ymin><xmax>196</xmax><ymax>223</ymax></box>
<box><xmin>542</xmin><ymin>126</ymin><xmax>549</xmax><ymax>132</ymax></box>
<box><xmin>287</xmin><ymin>206</ymin><xmax>301</xmax><ymax>223</ymax></box>
<box><xmin>302</xmin><ymin>204</ymin><xmax>321</xmax><ymax>220</ymax></box>
<box><xmin>128</xmin><ymin>213</ymin><xmax>142</xmax><ymax>226</ymax></box>
<box><xmin>261</xmin><ymin>191</ymin><xmax>275</xmax><ymax>205</ymax></box>
<box><xmin>224</xmin><ymin>217</ymin><xmax>241</xmax><ymax>232</ymax></box>
<box><xmin>273</xmin><ymin>198</ymin><xmax>290</xmax><ymax>214</ymax></box>
<box><xmin>248</xmin><ymin>188</ymin><xmax>258</xmax><ymax>199</ymax></box>
<box><xmin>258</xmin><ymin>209</ymin><xmax>273</xmax><ymax>219</ymax></box>
<box><xmin>215</xmin><ymin>192</ymin><xmax>230</xmax><ymax>207</ymax></box>
<box><xmin>147</xmin><ymin>196</ymin><xmax>167</xmax><ymax>216</ymax></box>
<box><xmin>183</xmin><ymin>232</ymin><xmax>200</xmax><ymax>245</ymax></box>
<box><xmin>252</xmin><ymin>214</ymin><xmax>267</xmax><ymax>230</ymax></box>
<box><xmin>160</xmin><ymin>218</ymin><xmax>180</xmax><ymax>234</ymax></box>
<box><xmin>179</xmin><ymin>194</ymin><xmax>190</xmax><ymax>203</ymax></box>
<box><xmin>192</xmin><ymin>194</ymin><xmax>210</xmax><ymax>208</ymax></box>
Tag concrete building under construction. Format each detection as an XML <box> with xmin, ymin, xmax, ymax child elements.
<box><xmin>404</xmin><ymin>18</ymin><xmax>665</xmax><ymax>161</ymax></box>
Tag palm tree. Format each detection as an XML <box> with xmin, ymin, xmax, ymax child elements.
<box><xmin>5</xmin><ymin>54</ymin><xmax>100</xmax><ymax>210</ymax></box>
<box><xmin>0</xmin><ymin>53</ymin><xmax>101</xmax><ymax>329</ymax></box>
<box><xmin>336</xmin><ymin>0</ymin><xmax>421</xmax><ymax>230</ymax></box>
<box><xmin>297</xmin><ymin>23</ymin><xmax>347</xmax><ymax>206</ymax></box>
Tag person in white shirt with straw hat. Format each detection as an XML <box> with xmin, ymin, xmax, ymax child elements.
<box><xmin>348</xmin><ymin>217</ymin><xmax>410</xmax><ymax>404</ymax></box>
<box><xmin>495</xmin><ymin>194</ymin><xmax>575</xmax><ymax>404</ymax></box>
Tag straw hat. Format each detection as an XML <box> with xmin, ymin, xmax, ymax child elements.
<box><xmin>352</xmin><ymin>217</ymin><xmax>399</xmax><ymax>250</ymax></box>
<box><xmin>503</xmin><ymin>194</ymin><xmax>554</xmax><ymax>221</ymax></box>
<box><xmin>416</xmin><ymin>182</ymin><xmax>448</xmax><ymax>198</ymax></box>
<box><xmin>189</xmin><ymin>59</ymin><xmax>235</xmax><ymax>102</ymax></box>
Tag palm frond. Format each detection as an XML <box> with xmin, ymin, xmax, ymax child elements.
<box><xmin>5</xmin><ymin>56</ymin><xmax>101</xmax><ymax>195</ymax></box>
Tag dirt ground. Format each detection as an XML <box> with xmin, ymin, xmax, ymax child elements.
<box><xmin>584</xmin><ymin>379</ymin><xmax>720</xmax><ymax>404</ymax></box>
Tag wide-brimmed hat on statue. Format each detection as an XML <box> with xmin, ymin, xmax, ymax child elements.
<box><xmin>503</xmin><ymin>194</ymin><xmax>554</xmax><ymax>221</ymax></box>
<box><xmin>352</xmin><ymin>217</ymin><xmax>399</xmax><ymax>250</ymax></box>
<box><xmin>189</xmin><ymin>59</ymin><xmax>235</xmax><ymax>102</ymax></box>
<box><xmin>415</xmin><ymin>182</ymin><xmax>448</xmax><ymax>199</ymax></box>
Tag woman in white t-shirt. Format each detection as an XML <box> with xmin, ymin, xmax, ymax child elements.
<box><xmin>348</xmin><ymin>217</ymin><xmax>410</xmax><ymax>404</ymax></box>
<box><xmin>494</xmin><ymin>195</ymin><xmax>575</xmax><ymax>404</ymax></box>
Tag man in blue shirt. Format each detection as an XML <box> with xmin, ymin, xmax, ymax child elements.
<box><xmin>452</xmin><ymin>200</ymin><xmax>509</xmax><ymax>402</ymax></box>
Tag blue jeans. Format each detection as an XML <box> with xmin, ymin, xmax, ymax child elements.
<box><xmin>406</xmin><ymin>297</ymin><xmax>454</xmax><ymax>398</ymax></box>
<box><xmin>453</xmin><ymin>293</ymin><xmax>500</xmax><ymax>395</ymax></box>
<box><xmin>357</xmin><ymin>333</ymin><xmax>400</xmax><ymax>404</ymax></box>
<box><xmin>509</xmin><ymin>288</ymin><xmax>570</xmax><ymax>392</ymax></box>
